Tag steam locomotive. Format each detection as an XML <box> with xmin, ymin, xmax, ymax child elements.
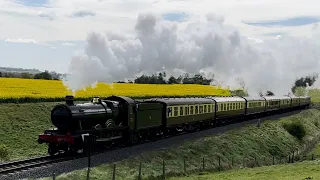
<box><xmin>38</xmin><ymin>95</ymin><xmax>311</xmax><ymax>156</ymax></box>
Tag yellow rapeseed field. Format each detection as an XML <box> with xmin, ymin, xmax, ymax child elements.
<box><xmin>0</xmin><ymin>78</ymin><xmax>231</xmax><ymax>101</ymax></box>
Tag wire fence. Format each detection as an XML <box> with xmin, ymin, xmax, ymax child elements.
<box><xmin>49</xmin><ymin>134</ymin><xmax>320</xmax><ymax>180</ymax></box>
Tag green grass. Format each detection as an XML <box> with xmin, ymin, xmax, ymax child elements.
<box><xmin>35</xmin><ymin>109</ymin><xmax>320</xmax><ymax>180</ymax></box>
<box><xmin>309</xmin><ymin>89</ymin><xmax>320</xmax><ymax>103</ymax></box>
<box><xmin>307</xmin><ymin>143</ymin><xmax>320</xmax><ymax>161</ymax></box>
<box><xmin>0</xmin><ymin>102</ymin><xmax>62</xmax><ymax>161</ymax></box>
<box><xmin>169</xmin><ymin>160</ymin><xmax>320</xmax><ymax>180</ymax></box>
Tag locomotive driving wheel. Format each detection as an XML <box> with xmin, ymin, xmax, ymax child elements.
<box><xmin>48</xmin><ymin>144</ymin><xmax>58</xmax><ymax>156</ymax></box>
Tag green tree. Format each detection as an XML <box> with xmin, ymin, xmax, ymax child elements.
<box><xmin>34</xmin><ymin>70</ymin><xmax>52</xmax><ymax>80</ymax></box>
<box><xmin>292</xmin><ymin>73</ymin><xmax>318</xmax><ymax>93</ymax></box>
<box><xmin>266</xmin><ymin>90</ymin><xmax>274</xmax><ymax>96</ymax></box>
<box><xmin>20</xmin><ymin>72</ymin><xmax>33</xmax><ymax>79</ymax></box>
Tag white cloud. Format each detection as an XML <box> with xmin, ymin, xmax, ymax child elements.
<box><xmin>37</xmin><ymin>11</ymin><xmax>55</xmax><ymax>20</ymax></box>
<box><xmin>67</xmin><ymin>9</ymin><xmax>96</xmax><ymax>18</ymax></box>
<box><xmin>4</xmin><ymin>38</ymin><xmax>39</xmax><ymax>44</ymax></box>
<box><xmin>4</xmin><ymin>38</ymin><xmax>57</xmax><ymax>49</ymax></box>
<box><xmin>62</xmin><ymin>42</ymin><xmax>75</xmax><ymax>46</ymax></box>
<box><xmin>1</xmin><ymin>0</ymin><xmax>320</xmax><ymax>42</ymax></box>
<box><xmin>1</xmin><ymin>0</ymin><xmax>320</xmax><ymax>95</ymax></box>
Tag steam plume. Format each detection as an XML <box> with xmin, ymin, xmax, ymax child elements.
<box><xmin>63</xmin><ymin>12</ymin><xmax>320</xmax><ymax>96</ymax></box>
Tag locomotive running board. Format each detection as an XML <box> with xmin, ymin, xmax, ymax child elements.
<box><xmin>96</xmin><ymin>135</ymin><xmax>122</xmax><ymax>142</ymax></box>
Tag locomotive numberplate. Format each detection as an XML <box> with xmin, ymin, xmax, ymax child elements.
<box><xmin>57</xmin><ymin>137</ymin><xmax>64</xmax><ymax>142</ymax></box>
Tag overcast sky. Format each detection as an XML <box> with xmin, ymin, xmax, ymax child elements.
<box><xmin>0</xmin><ymin>0</ymin><xmax>320</xmax><ymax>74</ymax></box>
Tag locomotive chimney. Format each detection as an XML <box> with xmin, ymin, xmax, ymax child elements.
<box><xmin>65</xmin><ymin>95</ymin><xmax>74</xmax><ymax>106</ymax></box>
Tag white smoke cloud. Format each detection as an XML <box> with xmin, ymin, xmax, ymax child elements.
<box><xmin>63</xmin><ymin>12</ymin><xmax>320</xmax><ymax>96</ymax></box>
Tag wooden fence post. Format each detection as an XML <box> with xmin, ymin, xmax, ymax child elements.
<box><xmin>242</xmin><ymin>157</ymin><xmax>245</xmax><ymax>168</ymax></box>
<box><xmin>86</xmin><ymin>168</ymin><xmax>90</xmax><ymax>180</ymax></box>
<box><xmin>202</xmin><ymin>157</ymin><xmax>205</xmax><ymax>171</ymax></box>
<box><xmin>138</xmin><ymin>162</ymin><xmax>142</xmax><ymax>180</ymax></box>
<box><xmin>52</xmin><ymin>173</ymin><xmax>56</xmax><ymax>180</ymax></box>
<box><xmin>184</xmin><ymin>158</ymin><xmax>186</xmax><ymax>173</ymax></box>
<box><xmin>112</xmin><ymin>164</ymin><xmax>116</xmax><ymax>180</ymax></box>
<box><xmin>272</xmin><ymin>156</ymin><xmax>275</xmax><ymax>165</ymax></box>
<box><xmin>292</xmin><ymin>151</ymin><xmax>294</xmax><ymax>163</ymax></box>
<box><xmin>232</xmin><ymin>157</ymin><xmax>234</xmax><ymax>167</ymax></box>
<box><xmin>162</xmin><ymin>159</ymin><xmax>165</xmax><ymax>179</ymax></box>
<box><xmin>254</xmin><ymin>156</ymin><xmax>257</xmax><ymax>166</ymax></box>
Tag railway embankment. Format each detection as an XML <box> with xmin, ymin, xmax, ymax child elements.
<box><xmin>0</xmin><ymin>102</ymin><xmax>60</xmax><ymax>162</ymax></box>
<box><xmin>38</xmin><ymin>109</ymin><xmax>320</xmax><ymax>180</ymax></box>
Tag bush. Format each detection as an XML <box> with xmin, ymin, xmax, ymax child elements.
<box><xmin>314</xmin><ymin>120</ymin><xmax>319</xmax><ymax>128</ymax></box>
<box><xmin>0</xmin><ymin>144</ymin><xmax>9</xmax><ymax>161</ymax></box>
<box><xmin>282</xmin><ymin>120</ymin><xmax>306</xmax><ymax>140</ymax></box>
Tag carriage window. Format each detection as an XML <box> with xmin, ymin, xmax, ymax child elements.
<box><xmin>168</xmin><ymin>107</ymin><xmax>173</xmax><ymax>117</ymax></box>
<box><xmin>199</xmin><ymin>105</ymin><xmax>203</xmax><ymax>113</ymax></box>
<box><xmin>185</xmin><ymin>106</ymin><xmax>189</xmax><ymax>115</ymax></box>
<box><xmin>190</xmin><ymin>106</ymin><xmax>194</xmax><ymax>115</ymax></box>
<box><xmin>180</xmin><ymin>106</ymin><xmax>184</xmax><ymax>116</ymax></box>
<box><xmin>204</xmin><ymin>105</ymin><xmax>207</xmax><ymax>113</ymax></box>
<box><xmin>195</xmin><ymin>105</ymin><xmax>199</xmax><ymax>114</ymax></box>
<box><xmin>174</xmin><ymin>107</ymin><xmax>178</xmax><ymax>116</ymax></box>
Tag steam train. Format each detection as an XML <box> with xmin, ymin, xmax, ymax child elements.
<box><xmin>38</xmin><ymin>95</ymin><xmax>311</xmax><ymax>156</ymax></box>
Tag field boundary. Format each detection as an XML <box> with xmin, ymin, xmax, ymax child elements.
<box><xmin>0</xmin><ymin>95</ymin><xmax>228</xmax><ymax>104</ymax></box>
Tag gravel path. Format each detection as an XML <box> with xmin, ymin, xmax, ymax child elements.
<box><xmin>1</xmin><ymin>109</ymin><xmax>304</xmax><ymax>180</ymax></box>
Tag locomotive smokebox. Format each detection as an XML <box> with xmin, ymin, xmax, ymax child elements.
<box><xmin>51</xmin><ymin>97</ymin><xmax>119</xmax><ymax>132</ymax></box>
<box><xmin>65</xmin><ymin>95</ymin><xmax>74</xmax><ymax>106</ymax></box>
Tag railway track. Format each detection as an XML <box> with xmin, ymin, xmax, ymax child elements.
<box><xmin>0</xmin><ymin>155</ymin><xmax>72</xmax><ymax>176</ymax></box>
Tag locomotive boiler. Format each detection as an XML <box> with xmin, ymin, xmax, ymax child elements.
<box><xmin>51</xmin><ymin>96</ymin><xmax>120</xmax><ymax>132</ymax></box>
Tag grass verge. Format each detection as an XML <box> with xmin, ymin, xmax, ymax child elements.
<box><xmin>0</xmin><ymin>102</ymin><xmax>61</xmax><ymax>161</ymax></box>
<box><xmin>169</xmin><ymin>160</ymin><xmax>320</xmax><ymax>180</ymax></box>
<box><xmin>37</xmin><ymin>109</ymin><xmax>320</xmax><ymax>180</ymax></box>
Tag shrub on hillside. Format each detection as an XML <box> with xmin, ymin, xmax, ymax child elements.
<box><xmin>0</xmin><ymin>144</ymin><xmax>9</xmax><ymax>161</ymax></box>
<box><xmin>282</xmin><ymin>120</ymin><xmax>306</xmax><ymax>140</ymax></box>
<box><xmin>314</xmin><ymin>120</ymin><xmax>319</xmax><ymax>128</ymax></box>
